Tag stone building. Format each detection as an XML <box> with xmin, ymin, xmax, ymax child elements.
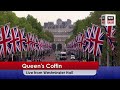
<box><xmin>43</xmin><ymin>18</ymin><xmax>74</xmax><ymax>50</ymax></box>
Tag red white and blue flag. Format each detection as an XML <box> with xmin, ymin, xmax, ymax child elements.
<box><xmin>26</xmin><ymin>33</ymin><xmax>32</xmax><ymax>51</ymax></box>
<box><xmin>90</xmin><ymin>26</ymin><xmax>104</xmax><ymax>56</ymax></box>
<box><xmin>34</xmin><ymin>35</ymin><xmax>39</xmax><ymax>51</ymax></box>
<box><xmin>105</xmin><ymin>26</ymin><xmax>116</xmax><ymax>50</ymax></box>
<box><xmin>79</xmin><ymin>33</ymin><xmax>85</xmax><ymax>52</ymax></box>
<box><xmin>38</xmin><ymin>39</ymin><xmax>44</xmax><ymax>51</ymax></box>
<box><xmin>0</xmin><ymin>24</ymin><xmax>12</xmax><ymax>56</ymax></box>
<box><xmin>84</xmin><ymin>27</ymin><xmax>92</xmax><ymax>53</ymax></box>
<box><xmin>10</xmin><ymin>27</ymin><xmax>21</xmax><ymax>53</ymax></box>
<box><xmin>18</xmin><ymin>29</ymin><xmax>27</xmax><ymax>51</ymax></box>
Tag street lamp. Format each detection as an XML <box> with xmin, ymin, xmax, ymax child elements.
<box><xmin>101</xmin><ymin>14</ymin><xmax>116</xmax><ymax>66</ymax></box>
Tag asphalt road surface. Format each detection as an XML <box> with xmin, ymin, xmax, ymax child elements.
<box><xmin>42</xmin><ymin>52</ymin><xmax>79</xmax><ymax>62</ymax></box>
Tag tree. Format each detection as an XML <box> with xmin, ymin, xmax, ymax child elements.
<box><xmin>66</xmin><ymin>11</ymin><xmax>120</xmax><ymax>65</ymax></box>
<box><xmin>44</xmin><ymin>30</ymin><xmax>54</xmax><ymax>42</ymax></box>
<box><xmin>0</xmin><ymin>11</ymin><xmax>19</xmax><ymax>27</ymax></box>
<box><xmin>0</xmin><ymin>11</ymin><xmax>52</xmax><ymax>44</ymax></box>
<box><xmin>26</xmin><ymin>14</ymin><xmax>42</xmax><ymax>32</ymax></box>
<box><xmin>18</xmin><ymin>17</ymin><xmax>33</xmax><ymax>33</ymax></box>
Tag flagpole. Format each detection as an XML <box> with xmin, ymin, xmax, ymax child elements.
<box><xmin>3</xmin><ymin>55</ymin><xmax>5</xmax><ymax>61</ymax></box>
<box><xmin>99</xmin><ymin>56</ymin><xmax>101</xmax><ymax>66</ymax></box>
<box><xmin>78</xmin><ymin>49</ymin><xmax>79</xmax><ymax>60</ymax></box>
<box><xmin>107</xmin><ymin>38</ymin><xmax>109</xmax><ymax>66</ymax></box>
<box><xmin>39</xmin><ymin>50</ymin><xmax>40</xmax><ymax>61</ymax></box>
<box><xmin>83</xmin><ymin>51</ymin><xmax>84</xmax><ymax>59</ymax></box>
<box><xmin>12</xmin><ymin>54</ymin><xmax>13</xmax><ymax>61</ymax></box>
<box><xmin>94</xmin><ymin>55</ymin><xmax>95</xmax><ymax>62</ymax></box>
<box><xmin>40</xmin><ymin>50</ymin><xmax>41</xmax><ymax>61</ymax></box>
<box><xmin>85</xmin><ymin>51</ymin><xmax>86</xmax><ymax>61</ymax></box>
<box><xmin>80</xmin><ymin>51</ymin><xmax>81</xmax><ymax>61</ymax></box>
<box><xmin>21</xmin><ymin>51</ymin><xmax>22</xmax><ymax>61</ymax></box>
<box><xmin>20</xmin><ymin>26</ymin><xmax>23</xmax><ymax>61</ymax></box>
<box><xmin>88</xmin><ymin>52</ymin><xmax>89</xmax><ymax>61</ymax></box>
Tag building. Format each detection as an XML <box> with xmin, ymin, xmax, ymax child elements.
<box><xmin>43</xmin><ymin>18</ymin><xmax>74</xmax><ymax>50</ymax></box>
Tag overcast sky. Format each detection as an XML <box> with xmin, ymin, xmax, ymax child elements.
<box><xmin>13</xmin><ymin>11</ymin><xmax>94</xmax><ymax>26</ymax></box>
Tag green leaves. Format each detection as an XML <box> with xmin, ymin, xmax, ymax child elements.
<box><xmin>0</xmin><ymin>11</ymin><xmax>19</xmax><ymax>27</ymax></box>
<box><xmin>67</xmin><ymin>11</ymin><xmax>120</xmax><ymax>65</ymax></box>
<box><xmin>0</xmin><ymin>11</ymin><xmax>53</xmax><ymax>42</ymax></box>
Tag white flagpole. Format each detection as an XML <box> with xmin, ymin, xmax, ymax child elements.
<box><xmin>94</xmin><ymin>55</ymin><xmax>95</xmax><ymax>62</ymax></box>
<box><xmin>12</xmin><ymin>54</ymin><xmax>13</xmax><ymax>61</ymax></box>
<box><xmin>107</xmin><ymin>38</ymin><xmax>109</xmax><ymax>66</ymax></box>
<box><xmin>99</xmin><ymin>56</ymin><xmax>101</xmax><ymax>66</ymax></box>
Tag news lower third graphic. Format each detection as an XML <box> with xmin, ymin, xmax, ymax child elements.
<box><xmin>23</xmin><ymin>70</ymin><xmax>96</xmax><ymax>76</ymax></box>
<box><xmin>22</xmin><ymin>62</ymin><xmax>98</xmax><ymax>76</ymax></box>
<box><xmin>0</xmin><ymin>62</ymin><xmax>98</xmax><ymax>76</ymax></box>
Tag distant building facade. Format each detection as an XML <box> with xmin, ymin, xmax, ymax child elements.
<box><xmin>43</xmin><ymin>19</ymin><xmax>74</xmax><ymax>50</ymax></box>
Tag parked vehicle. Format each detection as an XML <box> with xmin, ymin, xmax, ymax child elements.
<box><xmin>70</xmin><ymin>55</ymin><xmax>75</xmax><ymax>60</ymax></box>
<box><xmin>56</xmin><ymin>53</ymin><xmax>61</xmax><ymax>60</ymax></box>
<box><xmin>55</xmin><ymin>51</ymin><xmax>67</xmax><ymax>60</ymax></box>
<box><xmin>60</xmin><ymin>52</ymin><xmax>67</xmax><ymax>60</ymax></box>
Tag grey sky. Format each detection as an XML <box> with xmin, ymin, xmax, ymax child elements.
<box><xmin>13</xmin><ymin>11</ymin><xmax>94</xmax><ymax>26</ymax></box>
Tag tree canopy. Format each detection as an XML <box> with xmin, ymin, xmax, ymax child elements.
<box><xmin>0</xmin><ymin>11</ymin><xmax>54</xmax><ymax>42</ymax></box>
<box><xmin>66</xmin><ymin>11</ymin><xmax>120</xmax><ymax>65</ymax></box>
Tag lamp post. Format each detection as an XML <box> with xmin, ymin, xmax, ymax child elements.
<box><xmin>101</xmin><ymin>14</ymin><xmax>116</xmax><ymax>66</ymax></box>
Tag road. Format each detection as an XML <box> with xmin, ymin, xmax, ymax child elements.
<box><xmin>41</xmin><ymin>51</ymin><xmax>79</xmax><ymax>62</ymax></box>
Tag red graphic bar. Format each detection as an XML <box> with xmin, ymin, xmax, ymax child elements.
<box><xmin>0</xmin><ymin>62</ymin><xmax>99</xmax><ymax>70</ymax></box>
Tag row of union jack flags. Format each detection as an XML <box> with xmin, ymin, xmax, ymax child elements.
<box><xmin>66</xmin><ymin>24</ymin><xmax>116</xmax><ymax>57</ymax></box>
<box><xmin>0</xmin><ymin>23</ymin><xmax>52</xmax><ymax>56</ymax></box>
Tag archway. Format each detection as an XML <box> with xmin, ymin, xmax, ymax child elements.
<box><xmin>57</xmin><ymin>43</ymin><xmax>62</xmax><ymax>51</ymax></box>
<box><xmin>52</xmin><ymin>44</ymin><xmax>56</xmax><ymax>51</ymax></box>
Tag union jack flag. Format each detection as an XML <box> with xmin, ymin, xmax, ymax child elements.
<box><xmin>0</xmin><ymin>24</ymin><xmax>12</xmax><ymax>56</ymax></box>
<box><xmin>76</xmin><ymin>32</ymin><xmax>81</xmax><ymax>43</ymax></box>
<box><xmin>0</xmin><ymin>45</ymin><xmax>3</xmax><ymax>56</ymax></box>
<box><xmin>46</xmin><ymin>41</ymin><xmax>49</xmax><ymax>50</ymax></box>
<box><xmin>75</xmin><ymin>33</ymin><xmax>81</xmax><ymax>50</ymax></box>
<box><xmin>38</xmin><ymin>39</ymin><xmax>44</xmax><ymax>51</ymax></box>
<box><xmin>89</xmin><ymin>24</ymin><xmax>97</xmax><ymax>54</ymax></box>
<box><xmin>72</xmin><ymin>39</ymin><xmax>76</xmax><ymax>50</ymax></box>
<box><xmin>30</xmin><ymin>34</ymin><xmax>35</xmax><ymax>51</ymax></box>
<box><xmin>83</xmin><ymin>30</ymin><xmax>87</xmax><ymax>52</ymax></box>
<box><xmin>18</xmin><ymin>29</ymin><xmax>27</xmax><ymax>51</ymax></box>
<box><xmin>79</xmin><ymin>33</ymin><xmax>85</xmax><ymax>52</ymax></box>
<box><xmin>84</xmin><ymin>27</ymin><xmax>92</xmax><ymax>53</ymax></box>
<box><xmin>105</xmin><ymin>26</ymin><xmax>116</xmax><ymax>50</ymax></box>
<box><xmin>90</xmin><ymin>26</ymin><xmax>104</xmax><ymax>56</ymax></box>
<box><xmin>34</xmin><ymin>35</ymin><xmax>39</xmax><ymax>51</ymax></box>
<box><xmin>31</xmin><ymin>34</ymin><xmax>39</xmax><ymax>51</ymax></box>
<box><xmin>42</xmin><ymin>40</ymin><xmax>45</xmax><ymax>50</ymax></box>
<box><xmin>10</xmin><ymin>27</ymin><xmax>21</xmax><ymax>53</ymax></box>
<box><xmin>26</xmin><ymin>33</ymin><xmax>32</xmax><ymax>51</ymax></box>
<box><xmin>0</xmin><ymin>30</ymin><xmax>3</xmax><ymax>56</ymax></box>
<box><xmin>49</xmin><ymin>43</ymin><xmax>52</xmax><ymax>50</ymax></box>
<box><xmin>45</xmin><ymin>40</ymin><xmax>47</xmax><ymax>50</ymax></box>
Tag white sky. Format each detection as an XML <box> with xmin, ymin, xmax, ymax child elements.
<box><xmin>13</xmin><ymin>11</ymin><xmax>94</xmax><ymax>26</ymax></box>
